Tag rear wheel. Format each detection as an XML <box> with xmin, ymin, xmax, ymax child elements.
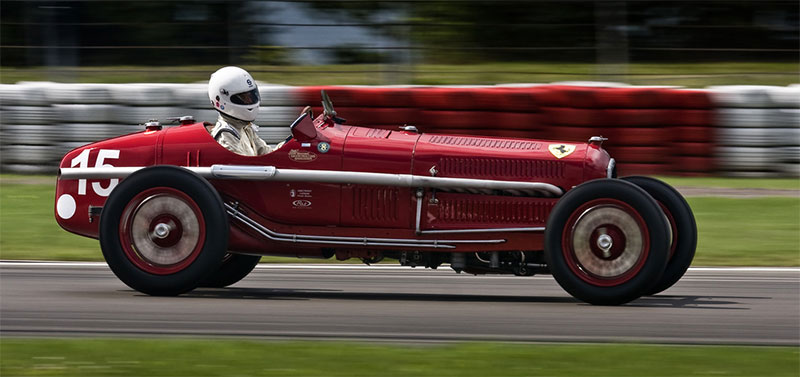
<box><xmin>99</xmin><ymin>166</ymin><xmax>228</xmax><ymax>296</ymax></box>
<box><xmin>623</xmin><ymin>176</ymin><xmax>697</xmax><ymax>295</ymax></box>
<box><xmin>200</xmin><ymin>253</ymin><xmax>261</xmax><ymax>288</ymax></box>
<box><xmin>545</xmin><ymin>179</ymin><xmax>670</xmax><ymax>305</ymax></box>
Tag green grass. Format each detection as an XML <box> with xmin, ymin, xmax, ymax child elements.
<box><xmin>1</xmin><ymin>175</ymin><xmax>798</xmax><ymax>265</ymax></box>
<box><xmin>2</xmin><ymin>62</ymin><xmax>797</xmax><ymax>86</ymax></box>
<box><xmin>1</xmin><ymin>339</ymin><xmax>798</xmax><ymax>377</ymax></box>
<box><xmin>689</xmin><ymin>197</ymin><xmax>800</xmax><ymax>266</ymax></box>
<box><xmin>658</xmin><ymin>176</ymin><xmax>800</xmax><ymax>190</ymax></box>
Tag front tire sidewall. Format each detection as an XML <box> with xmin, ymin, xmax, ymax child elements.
<box><xmin>623</xmin><ymin>176</ymin><xmax>697</xmax><ymax>295</ymax></box>
<box><xmin>100</xmin><ymin>166</ymin><xmax>228</xmax><ymax>296</ymax></box>
<box><xmin>545</xmin><ymin>179</ymin><xmax>670</xmax><ymax>305</ymax></box>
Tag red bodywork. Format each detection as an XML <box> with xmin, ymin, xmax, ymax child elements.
<box><xmin>55</xmin><ymin>114</ymin><xmax>612</xmax><ymax>258</ymax></box>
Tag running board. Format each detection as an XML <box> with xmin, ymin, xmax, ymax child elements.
<box><xmin>224</xmin><ymin>203</ymin><xmax>506</xmax><ymax>250</ymax></box>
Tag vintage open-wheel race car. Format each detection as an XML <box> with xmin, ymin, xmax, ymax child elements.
<box><xmin>55</xmin><ymin>91</ymin><xmax>697</xmax><ymax>305</ymax></box>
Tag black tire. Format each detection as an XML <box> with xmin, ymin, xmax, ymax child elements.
<box><xmin>544</xmin><ymin>179</ymin><xmax>670</xmax><ymax>305</ymax></box>
<box><xmin>623</xmin><ymin>176</ymin><xmax>697</xmax><ymax>295</ymax></box>
<box><xmin>99</xmin><ymin>166</ymin><xmax>228</xmax><ymax>296</ymax></box>
<box><xmin>200</xmin><ymin>253</ymin><xmax>261</xmax><ymax>288</ymax></box>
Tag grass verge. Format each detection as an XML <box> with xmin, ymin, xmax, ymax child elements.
<box><xmin>1</xmin><ymin>338</ymin><xmax>798</xmax><ymax>377</ymax></box>
<box><xmin>2</xmin><ymin>62</ymin><xmax>797</xmax><ymax>87</ymax></box>
<box><xmin>658</xmin><ymin>176</ymin><xmax>800</xmax><ymax>191</ymax></box>
<box><xmin>1</xmin><ymin>176</ymin><xmax>798</xmax><ymax>265</ymax></box>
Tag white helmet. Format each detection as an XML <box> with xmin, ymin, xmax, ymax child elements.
<box><xmin>208</xmin><ymin>66</ymin><xmax>260</xmax><ymax>122</ymax></box>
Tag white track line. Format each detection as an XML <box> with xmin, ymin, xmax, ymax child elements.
<box><xmin>1</xmin><ymin>260</ymin><xmax>798</xmax><ymax>273</ymax></box>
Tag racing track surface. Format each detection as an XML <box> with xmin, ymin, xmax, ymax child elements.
<box><xmin>1</xmin><ymin>262</ymin><xmax>798</xmax><ymax>346</ymax></box>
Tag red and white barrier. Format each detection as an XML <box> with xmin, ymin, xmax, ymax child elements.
<box><xmin>0</xmin><ymin>82</ymin><xmax>797</xmax><ymax>176</ymax></box>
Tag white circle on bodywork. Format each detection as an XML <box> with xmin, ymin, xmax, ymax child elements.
<box><xmin>57</xmin><ymin>194</ymin><xmax>77</xmax><ymax>219</ymax></box>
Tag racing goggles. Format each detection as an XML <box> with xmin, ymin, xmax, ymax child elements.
<box><xmin>230</xmin><ymin>88</ymin><xmax>260</xmax><ymax>105</ymax></box>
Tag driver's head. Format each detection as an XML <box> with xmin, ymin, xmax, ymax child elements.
<box><xmin>208</xmin><ymin>66</ymin><xmax>260</xmax><ymax>122</ymax></box>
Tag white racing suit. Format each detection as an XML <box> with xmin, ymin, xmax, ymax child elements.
<box><xmin>210</xmin><ymin>114</ymin><xmax>272</xmax><ymax>156</ymax></box>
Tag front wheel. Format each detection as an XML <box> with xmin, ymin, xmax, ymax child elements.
<box><xmin>99</xmin><ymin>166</ymin><xmax>228</xmax><ymax>296</ymax></box>
<box><xmin>544</xmin><ymin>179</ymin><xmax>670</xmax><ymax>305</ymax></box>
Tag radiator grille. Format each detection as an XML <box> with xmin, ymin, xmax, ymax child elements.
<box><xmin>352</xmin><ymin>187</ymin><xmax>399</xmax><ymax>221</ymax></box>
<box><xmin>429</xmin><ymin>135</ymin><xmax>541</xmax><ymax>150</ymax></box>
<box><xmin>439</xmin><ymin>157</ymin><xmax>565</xmax><ymax>179</ymax></box>
<box><xmin>438</xmin><ymin>198</ymin><xmax>554</xmax><ymax>224</ymax></box>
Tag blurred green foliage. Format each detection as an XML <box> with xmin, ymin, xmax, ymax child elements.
<box><xmin>2</xmin><ymin>1</ymin><xmax>797</xmax><ymax>68</ymax></box>
<box><xmin>1</xmin><ymin>62</ymin><xmax>797</xmax><ymax>86</ymax></box>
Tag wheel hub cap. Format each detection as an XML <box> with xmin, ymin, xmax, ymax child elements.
<box><xmin>153</xmin><ymin>223</ymin><xmax>171</xmax><ymax>239</ymax></box>
<box><xmin>571</xmin><ymin>205</ymin><xmax>644</xmax><ymax>278</ymax></box>
<box><xmin>130</xmin><ymin>195</ymin><xmax>199</xmax><ymax>266</ymax></box>
<box><xmin>596</xmin><ymin>233</ymin><xmax>613</xmax><ymax>257</ymax></box>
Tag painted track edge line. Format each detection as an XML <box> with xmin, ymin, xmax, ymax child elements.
<box><xmin>0</xmin><ymin>260</ymin><xmax>798</xmax><ymax>272</ymax></box>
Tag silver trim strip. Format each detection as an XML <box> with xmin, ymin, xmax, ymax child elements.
<box><xmin>225</xmin><ymin>203</ymin><xmax>506</xmax><ymax>249</ymax></box>
<box><xmin>607</xmin><ymin>158</ymin><xmax>616</xmax><ymax>178</ymax></box>
<box><xmin>414</xmin><ymin>189</ymin><xmax>424</xmax><ymax>234</ymax></box>
<box><xmin>420</xmin><ymin>227</ymin><xmax>545</xmax><ymax>234</ymax></box>
<box><xmin>60</xmin><ymin>164</ymin><xmax>564</xmax><ymax>197</ymax></box>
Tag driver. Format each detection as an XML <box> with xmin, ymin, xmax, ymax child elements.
<box><xmin>208</xmin><ymin>66</ymin><xmax>272</xmax><ymax>156</ymax></box>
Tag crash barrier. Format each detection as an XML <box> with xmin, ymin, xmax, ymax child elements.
<box><xmin>708</xmin><ymin>85</ymin><xmax>800</xmax><ymax>177</ymax></box>
<box><xmin>299</xmin><ymin>85</ymin><xmax>721</xmax><ymax>176</ymax></box>
<box><xmin>1</xmin><ymin>82</ymin><xmax>798</xmax><ymax>176</ymax></box>
<box><xmin>0</xmin><ymin>82</ymin><xmax>301</xmax><ymax>174</ymax></box>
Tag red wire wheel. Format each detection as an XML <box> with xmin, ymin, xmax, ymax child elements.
<box><xmin>560</xmin><ymin>198</ymin><xmax>650</xmax><ymax>287</ymax></box>
<box><xmin>118</xmin><ymin>187</ymin><xmax>205</xmax><ymax>275</ymax></box>
<box><xmin>544</xmin><ymin>179</ymin><xmax>670</xmax><ymax>305</ymax></box>
<box><xmin>100</xmin><ymin>166</ymin><xmax>228</xmax><ymax>296</ymax></box>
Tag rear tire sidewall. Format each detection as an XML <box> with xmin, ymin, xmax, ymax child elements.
<box><xmin>200</xmin><ymin>253</ymin><xmax>261</xmax><ymax>288</ymax></box>
<box><xmin>623</xmin><ymin>176</ymin><xmax>697</xmax><ymax>295</ymax></box>
<box><xmin>100</xmin><ymin>166</ymin><xmax>228</xmax><ymax>296</ymax></box>
<box><xmin>545</xmin><ymin>179</ymin><xmax>670</xmax><ymax>305</ymax></box>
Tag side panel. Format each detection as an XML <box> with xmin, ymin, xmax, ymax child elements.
<box><xmin>423</xmin><ymin>193</ymin><xmax>556</xmax><ymax>230</ymax></box>
<box><xmin>160</xmin><ymin>123</ymin><xmax>345</xmax><ymax>227</ymax></box>
<box><xmin>55</xmin><ymin>131</ymin><xmax>159</xmax><ymax>238</ymax></box>
<box><xmin>339</xmin><ymin>127</ymin><xmax>419</xmax><ymax>228</ymax></box>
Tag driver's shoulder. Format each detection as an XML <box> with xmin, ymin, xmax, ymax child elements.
<box><xmin>211</xmin><ymin>121</ymin><xmax>241</xmax><ymax>140</ymax></box>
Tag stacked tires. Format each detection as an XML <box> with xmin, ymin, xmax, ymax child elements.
<box><xmin>711</xmin><ymin>85</ymin><xmax>800</xmax><ymax>177</ymax></box>
<box><xmin>0</xmin><ymin>83</ymin><xmax>302</xmax><ymax>174</ymax></box>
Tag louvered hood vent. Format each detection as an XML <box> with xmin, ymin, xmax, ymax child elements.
<box><xmin>439</xmin><ymin>157</ymin><xmax>565</xmax><ymax>179</ymax></box>
<box><xmin>429</xmin><ymin>135</ymin><xmax>541</xmax><ymax>150</ymax></box>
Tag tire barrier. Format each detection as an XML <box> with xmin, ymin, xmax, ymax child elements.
<box><xmin>0</xmin><ymin>82</ymin><xmax>301</xmax><ymax>173</ymax></box>
<box><xmin>710</xmin><ymin>85</ymin><xmax>800</xmax><ymax>177</ymax></box>
<box><xmin>297</xmin><ymin>84</ymin><xmax>720</xmax><ymax>176</ymax></box>
<box><xmin>1</xmin><ymin>82</ymin><xmax>797</xmax><ymax>176</ymax></box>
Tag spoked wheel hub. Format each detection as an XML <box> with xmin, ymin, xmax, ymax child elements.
<box><xmin>120</xmin><ymin>187</ymin><xmax>205</xmax><ymax>275</ymax></box>
<box><xmin>563</xmin><ymin>199</ymin><xmax>649</xmax><ymax>287</ymax></box>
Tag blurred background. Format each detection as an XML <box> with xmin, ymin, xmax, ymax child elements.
<box><xmin>2</xmin><ymin>0</ymin><xmax>798</xmax><ymax>84</ymax></box>
<box><xmin>0</xmin><ymin>0</ymin><xmax>798</xmax><ymax>176</ymax></box>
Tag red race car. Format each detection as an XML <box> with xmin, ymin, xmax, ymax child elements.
<box><xmin>55</xmin><ymin>91</ymin><xmax>696</xmax><ymax>305</ymax></box>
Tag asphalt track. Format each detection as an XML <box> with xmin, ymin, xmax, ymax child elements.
<box><xmin>1</xmin><ymin>262</ymin><xmax>798</xmax><ymax>346</ymax></box>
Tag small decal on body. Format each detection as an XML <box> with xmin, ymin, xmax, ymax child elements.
<box><xmin>548</xmin><ymin>144</ymin><xmax>576</xmax><ymax>159</ymax></box>
<box><xmin>292</xmin><ymin>199</ymin><xmax>312</xmax><ymax>208</ymax></box>
<box><xmin>288</xmin><ymin>149</ymin><xmax>317</xmax><ymax>162</ymax></box>
<box><xmin>317</xmin><ymin>142</ymin><xmax>331</xmax><ymax>153</ymax></box>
